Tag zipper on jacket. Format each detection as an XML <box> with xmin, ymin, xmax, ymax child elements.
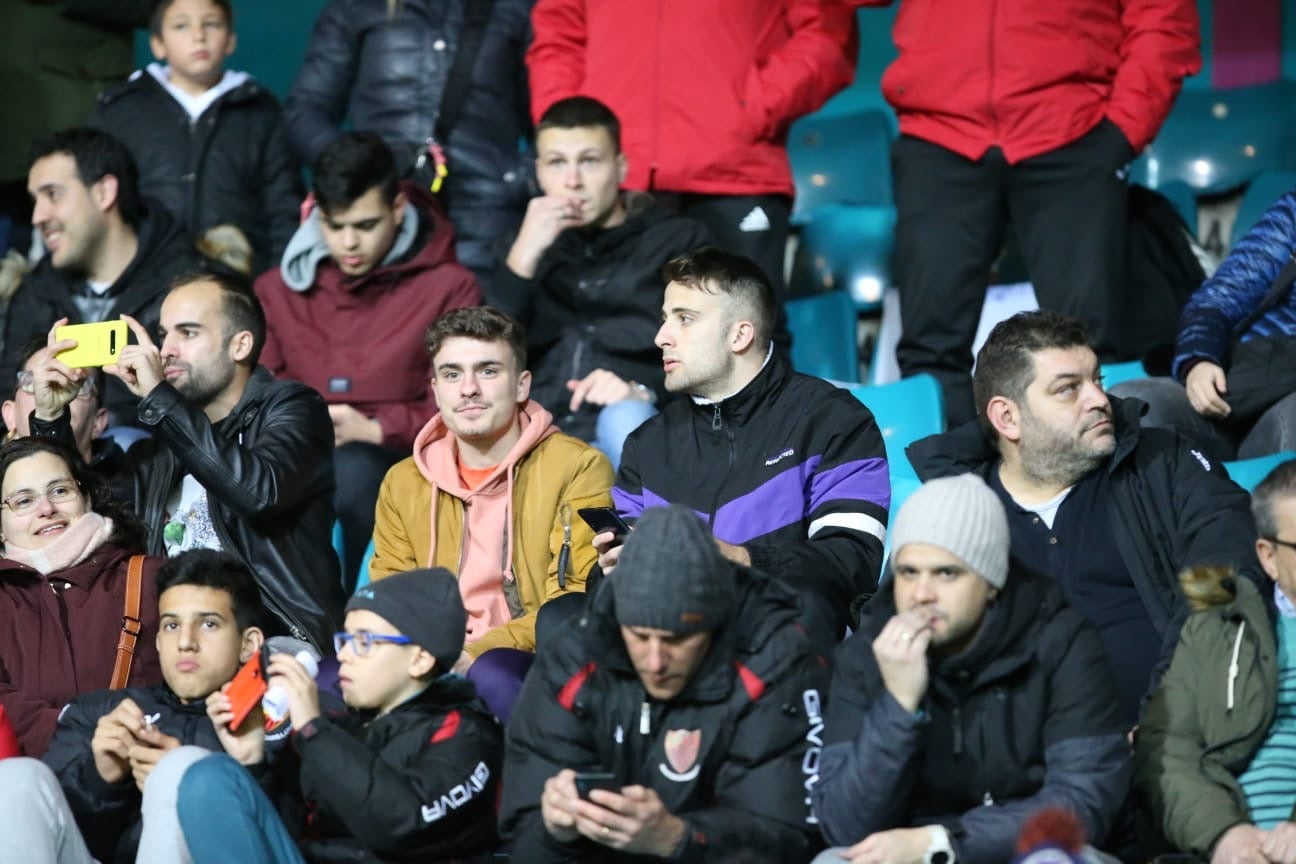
<box><xmin>639</xmin><ymin>700</ymin><xmax>651</xmax><ymax>735</ymax></box>
<box><xmin>951</xmin><ymin>704</ymin><xmax>963</xmax><ymax>757</ymax></box>
<box><xmin>711</xmin><ymin>403</ymin><xmax>722</xmax><ymax>432</ymax></box>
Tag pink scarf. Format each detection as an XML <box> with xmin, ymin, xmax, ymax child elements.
<box><xmin>4</xmin><ymin>513</ymin><xmax>115</xmax><ymax>575</ymax></box>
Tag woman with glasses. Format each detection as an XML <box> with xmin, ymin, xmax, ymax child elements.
<box><xmin>0</xmin><ymin>436</ymin><xmax>163</xmax><ymax>756</ymax></box>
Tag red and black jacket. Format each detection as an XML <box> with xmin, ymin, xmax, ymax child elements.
<box><xmin>499</xmin><ymin>566</ymin><xmax>830</xmax><ymax>862</ymax></box>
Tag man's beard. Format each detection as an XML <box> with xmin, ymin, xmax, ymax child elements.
<box><xmin>1018</xmin><ymin>409</ymin><xmax>1114</xmax><ymax>488</ymax></box>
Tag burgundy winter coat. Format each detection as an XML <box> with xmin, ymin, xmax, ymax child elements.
<box><xmin>0</xmin><ymin>544</ymin><xmax>163</xmax><ymax>756</ymax></box>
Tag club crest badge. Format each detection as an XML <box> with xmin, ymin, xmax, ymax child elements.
<box><xmin>660</xmin><ymin>729</ymin><xmax>701</xmax><ymax>782</ymax></box>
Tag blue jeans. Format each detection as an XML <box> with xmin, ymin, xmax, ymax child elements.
<box><xmin>594</xmin><ymin>399</ymin><xmax>658</xmax><ymax>472</ymax></box>
<box><xmin>178</xmin><ymin>754</ymin><xmax>305</xmax><ymax>864</ymax></box>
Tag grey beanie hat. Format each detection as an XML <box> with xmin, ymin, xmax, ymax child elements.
<box><xmin>612</xmin><ymin>505</ymin><xmax>737</xmax><ymax>635</ymax></box>
<box><xmin>889</xmin><ymin>474</ymin><xmax>1010</xmax><ymax>589</ymax></box>
<box><xmin>346</xmin><ymin>568</ymin><xmax>467</xmax><ymax>670</ymax></box>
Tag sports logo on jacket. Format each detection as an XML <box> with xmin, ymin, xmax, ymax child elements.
<box><xmin>659</xmin><ymin>729</ymin><xmax>701</xmax><ymax>782</ymax></box>
<box><xmin>420</xmin><ymin>761</ymin><xmax>491</xmax><ymax>822</ymax></box>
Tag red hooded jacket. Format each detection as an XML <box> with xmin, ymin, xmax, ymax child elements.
<box><xmin>256</xmin><ymin>184</ymin><xmax>482</xmax><ymax>451</ymax></box>
<box><xmin>851</xmin><ymin>0</ymin><xmax>1201</xmax><ymax>162</ymax></box>
<box><xmin>528</xmin><ymin>0</ymin><xmax>859</xmax><ymax>197</ymax></box>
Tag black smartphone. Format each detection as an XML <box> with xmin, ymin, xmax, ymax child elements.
<box><xmin>574</xmin><ymin>771</ymin><xmax>620</xmax><ymax>799</ymax></box>
<box><xmin>577</xmin><ymin>507</ymin><xmax>632</xmax><ymax>540</ymax></box>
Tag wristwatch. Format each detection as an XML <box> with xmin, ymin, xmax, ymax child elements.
<box><xmin>924</xmin><ymin>826</ymin><xmax>955</xmax><ymax>864</ymax></box>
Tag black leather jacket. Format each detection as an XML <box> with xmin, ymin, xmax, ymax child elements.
<box><xmin>285</xmin><ymin>0</ymin><xmax>535</xmax><ymax>279</ymax></box>
<box><xmin>33</xmin><ymin>368</ymin><xmax>344</xmax><ymax>652</ymax></box>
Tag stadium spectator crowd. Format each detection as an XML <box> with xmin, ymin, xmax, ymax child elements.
<box><xmin>3</xmin><ymin>1</ymin><xmax>1296</xmax><ymax>863</ymax></box>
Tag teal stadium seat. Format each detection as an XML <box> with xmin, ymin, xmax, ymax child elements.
<box><xmin>355</xmin><ymin>539</ymin><xmax>375</xmax><ymax>593</ymax></box>
<box><xmin>847</xmin><ymin>374</ymin><xmax>945</xmax><ymax>513</ymax></box>
<box><xmin>788</xmin><ymin>203</ymin><xmax>896</xmax><ymax>312</ymax></box>
<box><xmin>1223</xmin><ymin>452</ymin><xmax>1296</xmax><ymax>493</ymax></box>
<box><xmin>1100</xmin><ymin>360</ymin><xmax>1149</xmax><ymax>390</ymax></box>
<box><xmin>1130</xmin><ymin>81</ymin><xmax>1296</xmax><ymax>197</ymax></box>
<box><xmin>787</xmin><ymin>290</ymin><xmax>860</xmax><ymax>383</ymax></box>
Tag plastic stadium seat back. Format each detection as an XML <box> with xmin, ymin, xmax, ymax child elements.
<box><xmin>789</xmin><ymin>108</ymin><xmax>896</xmax><ymax>223</ymax></box>
<box><xmin>787</xmin><ymin>290</ymin><xmax>860</xmax><ymax>383</ymax></box>
<box><xmin>1223</xmin><ymin>452</ymin><xmax>1296</xmax><ymax>493</ymax></box>
<box><xmin>847</xmin><ymin>374</ymin><xmax>945</xmax><ymax>472</ymax></box>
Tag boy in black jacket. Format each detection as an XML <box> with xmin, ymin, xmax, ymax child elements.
<box><xmin>175</xmin><ymin>567</ymin><xmax>503</xmax><ymax>863</ymax></box>
<box><xmin>89</xmin><ymin>0</ymin><xmax>300</xmax><ymax>272</ymax></box>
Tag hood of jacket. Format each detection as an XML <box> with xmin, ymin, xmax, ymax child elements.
<box><xmin>279</xmin><ymin>183</ymin><xmax>455</xmax><ymax>292</ymax></box>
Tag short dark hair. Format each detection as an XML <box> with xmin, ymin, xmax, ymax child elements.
<box><xmin>149</xmin><ymin>0</ymin><xmax>234</xmax><ymax>36</ymax></box>
<box><xmin>1253</xmin><ymin>459</ymin><xmax>1296</xmax><ymax>540</ymax></box>
<box><xmin>170</xmin><ymin>269</ymin><xmax>266</xmax><ymax>368</ymax></box>
<box><xmin>311</xmin><ymin>132</ymin><xmax>400</xmax><ymax>215</ymax></box>
<box><xmin>662</xmin><ymin>247</ymin><xmax>777</xmax><ymax>350</ymax></box>
<box><xmin>0</xmin><ymin>437</ymin><xmax>146</xmax><ymax>552</ymax></box>
<box><xmin>155</xmin><ymin>550</ymin><xmax>264</xmax><ymax>633</ymax></box>
<box><xmin>537</xmin><ymin>96</ymin><xmax>622</xmax><ymax>153</ymax></box>
<box><xmin>12</xmin><ymin>337</ymin><xmax>103</xmax><ymax>411</ymax></box>
<box><xmin>971</xmin><ymin>311</ymin><xmax>1093</xmax><ymax>439</ymax></box>
<box><xmin>424</xmin><ymin>306</ymin><xmax>527</xmax><ymax>373</ymax></box>
<box><xmin>30</xmin><ymin>128</ymin><xmax>143</xmax><ymax>228</ymax></box>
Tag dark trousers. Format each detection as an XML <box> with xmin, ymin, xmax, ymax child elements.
<box><xmin>334</xmin><ymin>442</ymin><xmax>405</xmax><ymax>588</ymax></box>
<box><xmin>657</xmin><ymin>192</ymin><xmax>793</xmax><ymax>350</ymax></box>
<box><xmin>893</xmin><ymin>122</ymin><xmax>1134</xmax><ymax>426</ymax></box>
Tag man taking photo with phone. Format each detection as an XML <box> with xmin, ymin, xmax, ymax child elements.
<box><xmin>500</xmin><ymin>504</ymin><xmax>829</xmax><ymax>862</ymax></box>
<box><xmin>27</xmin><ymin>269</ymin><xmax>343</xmax><ymax>656</ymax></box>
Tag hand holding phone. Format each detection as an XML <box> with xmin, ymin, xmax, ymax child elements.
<box><xmin>577</xmin><ymin>507</ymin><xmax>631</xmax><ymax>541</ymax></box>
<box><xmin>573</xmin><ymin>771</ymin><xmax>620</xmax><ymax>800</ymax></box>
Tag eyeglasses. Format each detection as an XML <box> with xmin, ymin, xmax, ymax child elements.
<box><xmin>333</xmin><ymin>630</ymin><xmax>415</xmax><ymax>656</ymax></box>
<box><xmin>3</xmin><ymin>481</ymin><xmax>81</xmax><ymax>515</ymax></box>
<box><xmin>16</xmin><ymin>371</ymin><xmax>96</xmax><ymax>401</ymax></box>
<box><xmin>1266</xmin><ymin>536</ymin><xmax>1296</xmax><ymax>553</ymax></box>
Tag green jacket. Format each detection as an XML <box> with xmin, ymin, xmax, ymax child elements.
<box><xmin>0</xmin><ymin>0</ymin><xmax>153</xmax><ymax>180</ymax></box>
<box><xmin>1134</xmin><ymin>571</ymin><xmax>1283</xmax><ymax>857</ymax></box>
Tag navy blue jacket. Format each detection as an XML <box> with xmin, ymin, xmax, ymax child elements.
<box><xmin>813</xmin><ymin>567</ymin><xmax>1131</xmax><ymax>864</ymax></box>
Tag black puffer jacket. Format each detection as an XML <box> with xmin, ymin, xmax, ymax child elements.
<box><xmin>0</xmin><ymin>203</ymin><xmax>196</xmax><ymax>424</ymax></box>
<box><xmin>285</xmin><ymin>677</ymin><xmax>502</xmax><ymax>863</ymax></box>
<box><xmin>90</xmin><ymin>71</ymin><xmax>301</xmax><ymax>273</ymax></box>
<box><xmin>285</xmin><ymin>0</ymin><xmax>534</xmax><ymax>280</ymax></box>
<box><xmin>500</xmin><ymin>567</ymin><xmax>830</xmax><ymax>863</ymax></box>
<box><xmin>488</xmin><ymin>197</ymin><xmax>711</xmax><ymax>440</ymax></box>
<box><xmin>813</xmin><ymin>567</ymin><xmax>1131</xmax><ymax>864</ymax></box>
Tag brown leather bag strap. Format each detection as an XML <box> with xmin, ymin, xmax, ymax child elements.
<box><xmin>110</xmin><ymin>556</ymin><xmax>146</xmax><ymax>690</ymax></box>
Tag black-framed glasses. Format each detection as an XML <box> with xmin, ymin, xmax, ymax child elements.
<box><xmin>16</xmin><ymin>370</ymin><xmax>96</xmax><ymax>400</ymax></box>
<box><xmin>2</xmin><ymin>481</ymin><xmax>81</xmax><ymax>515</ymax></box>
<box><xmin>1265</xmin><ymin>536</ymin><xmax>1296</xmax><ymax>553</ymax></box>
<box><xmin>333</xmin><ymin>630</ymin><xmax>415</xmax><ymax>656</ymax></box>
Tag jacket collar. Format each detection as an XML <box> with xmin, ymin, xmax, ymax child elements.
<box><xmin>687</xmin><ymin>346</ymin><xmax>786</xmax><ymax>429</ymax></box>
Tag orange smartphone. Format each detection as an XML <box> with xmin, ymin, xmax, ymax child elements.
<box><xmin>225</xmin><ymin>653</ymin><xmax>267</xmax><ymax>730</ymax></box>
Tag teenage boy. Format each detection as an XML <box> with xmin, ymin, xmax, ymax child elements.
<box><xmin>0</xmin><ymin>550</ymin><xmax>270</xmax><ymax>864</ymax></box>
<box><xmin>174</xmin><ymin>567</ymin><xmax>503</xmax><ymax>863</ymax></box>
<box><xmin>256</xmin><ymin>131</ymin><xmax>480</xmax><ymax>580</ymax></box>
<box><xmin>90</xmin><ymin>0</ymin><xmax>300</xmax><ymax>272</ymax></box>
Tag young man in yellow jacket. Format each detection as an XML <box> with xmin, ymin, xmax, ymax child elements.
<box><xmin>371</xmin><ymin>306</ymin><xmax>613</xmax><ymax>721</ymax></box>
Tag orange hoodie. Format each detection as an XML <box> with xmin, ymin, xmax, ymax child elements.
<box><xmin>412</xmin><ymin>400</ymin><xmax>557</xmax><ymax>643</ymax></box>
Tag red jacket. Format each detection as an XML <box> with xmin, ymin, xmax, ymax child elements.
<box><xmin>528</xmin><ymin>0</ymin><xmax>859</xmax><ymax>197</ymax></box>
<box><xmin>257</xmin><ymin>186</ymin><xmax>482</xmax><ymax>451</ymax></box>
<box><xmin>851</xmin><ymin>0</ymin><xmax>1200</xmax><ymax>162</ymax></box>
<box><xmin>0</xmin><ymin>545</ymin><xmax>163</xmax><ymax>756</ymax></box>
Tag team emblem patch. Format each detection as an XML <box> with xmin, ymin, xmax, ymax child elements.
<box><xmin>660</xmin><ymin>729</ymin><xmax>701</xmax><ymax>782</ymax></box>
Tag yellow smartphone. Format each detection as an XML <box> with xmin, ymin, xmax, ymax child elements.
<box><xmin>54</xmin><ymin>321</ymin><xmax>129</xmax><ymax>368</ymax></box>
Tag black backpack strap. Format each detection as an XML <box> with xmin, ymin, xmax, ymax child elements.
<box><xmin>1235</xmin><ymin>250</ymin><xmax>1296</xmax><ymax>336</ymax></box>
<box><xmin>434</xmin><ymin>0</ymin><xmax>497</xmax><ymax>144</ymax></box>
